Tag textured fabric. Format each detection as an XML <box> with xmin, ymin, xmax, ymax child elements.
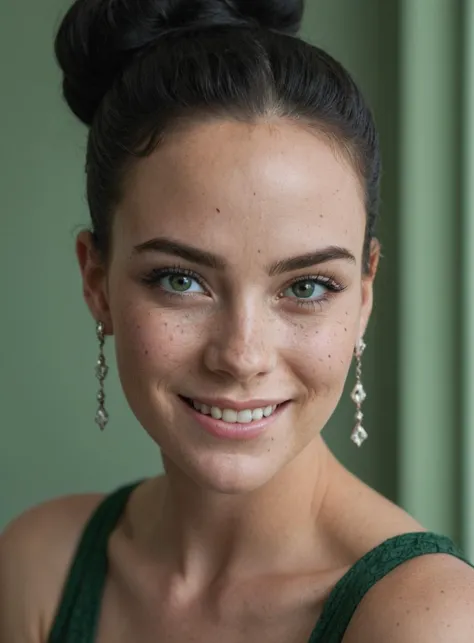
<box><xmin>47</xmin><ymin>482</ymin><xmax>474</xmax><ymax>643</ymax></box>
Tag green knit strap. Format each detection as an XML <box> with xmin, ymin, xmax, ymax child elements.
<box><xmin>47</xmin><ymin>482</ymin><xmax>141</xmax><ymax>643</ymax></box>
<box><xmin>308</xmin><ymin>531</ymin><xmax>473</xmax><ymax>643</ymax></box>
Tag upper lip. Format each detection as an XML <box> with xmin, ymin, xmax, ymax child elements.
<box><xmin>181</xmin><ymin>396</ymin><xmax>288</xmax><ymax>411</ymax></box>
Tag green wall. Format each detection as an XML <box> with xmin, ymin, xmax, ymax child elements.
<box><xmin>0</xmin><ymin>0</ymin><xmax>401</xmax><ymax>528</ymax></box>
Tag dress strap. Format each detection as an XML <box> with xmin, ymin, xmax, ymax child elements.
<box><xmin>308</xmin><ymin>531</ymin><xmax>473</xmax><ymax>643</ymax></box>
<box><xmin>47</xmin><ymin>481</ymin><xmax>141</xmax><ymax>643</ymax></box>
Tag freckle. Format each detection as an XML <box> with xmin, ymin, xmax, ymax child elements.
<box><xmin>344</xmin><ymin>327</ymin><xmax>347</xmax><ymax>332</ymax></box>
<box><xmin>425</xmin><ymin>607</ymin><xmax>430</xmax><ymax>611</ymax></box>
<box><xmin>254</xmin><ymin>192</ymin><xmax>256</xmax><ymax>196</ymax></box>
<box><xmin>441</xmin><ymin>590</ymin><xmax>445</xmax><ymax>594</ymax></box>
<box><xmin>145</xmin><ymin>350</ymin><xmax>149</xmax><ymax>355</ymax></box>
<box><xmin>396</xmin><ymin>622</ymin><xmax>400</xmax><ymax>627</ymax></box>
<box><xmin>406</xmin><ymin>610</ymin><xmax>411</xmax><ymax>615</ymax></box>
<box><xmin>328</xmin><ymin>354</ymin><xmax>331</xmax><ymax>358</ymax></box>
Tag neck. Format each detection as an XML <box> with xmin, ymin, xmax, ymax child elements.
<box><xmin>139</xmin><ymin>436</ymin><xmax>336</xmax><ymax>587</ymax></box>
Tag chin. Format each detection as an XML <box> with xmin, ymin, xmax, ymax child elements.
<box><xmin>165</xmin><ymin>449</ymin><xmax>282</xmax><ymax>495</ymax></box>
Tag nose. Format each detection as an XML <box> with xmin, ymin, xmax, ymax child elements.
<box><xmin>203</xmin><ymin>302</ymin><xmax>277</xmax><ymax>384</ymax></box>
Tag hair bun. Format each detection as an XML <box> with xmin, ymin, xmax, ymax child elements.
<box><xmin>54</xmin><ymin>0</ymin><xmax>304</xmax><ymax>126</ymax></box>
<box><xmin>228</xmin><ymin>0</ymin><xmax>304</xmax><ymax>35</ymax></box>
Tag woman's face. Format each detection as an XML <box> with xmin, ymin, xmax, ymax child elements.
<box><xmin>79</xmin><ymin>119</ymin><xmax>379</xmax><ymax>493</ymax></box>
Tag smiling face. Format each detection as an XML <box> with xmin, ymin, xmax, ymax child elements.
<box><xmin>78</xmin><ymin>118</ymin><xmax>379</xmax><ymax>493</ymax></box>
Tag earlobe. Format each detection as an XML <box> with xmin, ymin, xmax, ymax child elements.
<box><xmin>76</xmin><ymin>231</ymin><xmax>112</xmax><ymax>332</ymax></box>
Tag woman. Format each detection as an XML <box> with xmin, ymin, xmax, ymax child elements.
<box><xmin>2</xmin><ymin>0</ymin><xmax>474</xmax><ymax>641</ymax></box>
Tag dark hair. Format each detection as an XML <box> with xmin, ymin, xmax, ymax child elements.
<box><xmin>55</xmin><ymin>0</ymin><xmax>380</xmax><ymax>271</ymax></box>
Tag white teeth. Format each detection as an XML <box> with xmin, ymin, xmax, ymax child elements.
<box><xmin>222</xmin><ymin>409</ymin><xmax>238</xmax><ymax>423</ymax></box>
<box><xmin>190</xmin><ymin>400</ymin><xmax>279</xmax><ymax>424</ymax></box>
<box><xmin>210</xmin><ymin>406</ymin><xmax>223</xmax><ymax>420</ymax></box>
<box><xmin>237</xmin><ymin>409</ymin><xmax>253</xmax><ymax>424</ymax></box>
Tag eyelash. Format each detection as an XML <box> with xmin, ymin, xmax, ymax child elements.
<box><xmin>140</xmin><ymin>265</ymin><xmax>346</xmax><ymax>310</ymax></box>
<box><xmin>281</xmin><ymin>273</ymin><xmax>347</xmax><ymax>311</ymax></box>
<box><xmin>140</xmin><ymin>266</ymin><xmax>208</xmax><ymax>296</ymax></box>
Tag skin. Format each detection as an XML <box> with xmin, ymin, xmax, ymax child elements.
<box><xmin>80</xmin><ymin>118</ymin><xmax>379</xmax><ymax>578</ymax></box>
<box><xmin>85</xmin><ymin>118</ymin><xmax>376</xmax><ymax>496</ymax></box>
<box><xmin>2</xmin><ymin>118</ymin><xmax>474</xmax><ymax>643</ymax></box>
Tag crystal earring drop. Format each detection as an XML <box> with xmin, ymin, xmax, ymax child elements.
<box><xmin>350</xmin><ymin>338</ymin><xmax>368</xmax><ymax>447</ymax></box>
<box><xmin>95</xmin><ymin>321</ymin><xmax>109</xmax><ymax>431</ymax></box>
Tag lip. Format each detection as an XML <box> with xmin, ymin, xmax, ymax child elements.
<box><xmin>180</xmin><ymin>396</ymin><xmax>286</xmax><ymax>411</ymax></box>
<box><xmin>179</xmin><ymin>396</ymin><xmax>290</xmax><ymax>441</ymax></box>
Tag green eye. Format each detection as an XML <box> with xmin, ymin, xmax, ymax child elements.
<box><xmin>284</xmin><ymin>279</ymin><xmax>327</xmax><ymax>300</ymax></box>
<box><xmin>160</xmin><ymin>274</ymin><xmax>205</xmax><ymax>294</ymax></box>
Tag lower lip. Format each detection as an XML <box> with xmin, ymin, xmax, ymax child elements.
<box><xmin>180</xmin><ymin>398</ymin><xmax>289</xmax><ymax>441</ymax></box>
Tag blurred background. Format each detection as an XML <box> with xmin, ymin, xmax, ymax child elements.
<box><xmin>1</xmin><ymin>0</ymin><xmax>474</xmax><ymax>558</ymax></box>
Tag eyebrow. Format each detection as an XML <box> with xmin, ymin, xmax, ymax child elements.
<box><xmin>133</xmin><ymin>237</ymin><xmax>356</xmax><ymax>274</ymax></box>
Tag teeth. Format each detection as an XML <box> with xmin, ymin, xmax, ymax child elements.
<box><xmin>237</xmin><ymin>410</ymin><xmax>253</xmax><ymax>424</ymax></box>
<box><xmin>210</xmin><ymin>406</ymin><xmax>222</xmax><ymax>420</ymax></box>
<box><xmin>191</xmin><ymin>400</ymin><xmax>279</xmax><ymax>424</ymax></box>
<box><xmin>222</xmin><ymin>409</ymin><xmax>237</xmax><ymax>423</ymax></box>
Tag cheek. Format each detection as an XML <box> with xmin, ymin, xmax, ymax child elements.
<box><xmin>287</xmin><ymin>308</ymin><xmax>358</xmax><ymax>396</ymax></box>
<box><xmin>111</xmin><ymin>296</ymin><xmax>204</xmax><ymax>383</ymax></box>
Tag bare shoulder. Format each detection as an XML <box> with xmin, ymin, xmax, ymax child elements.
<box><xmin>343</xmin><ymin>552</ymin><xmax>474</xmax><ymax>642</ymax></box>
<box><xmin>0</xmin><ymin>492</ymin><xmax>105</xmax><ymax>643</ymax></box>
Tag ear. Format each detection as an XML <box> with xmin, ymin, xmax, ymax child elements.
<box><xmin>358</xmin><ymin>238</ymin><xmax>381</xmax><ymax>340</ymax></box>
<box><xmin>76</xmin><ymin>231</ymin><xmax>113</xmax><ymax>334</ymax></box>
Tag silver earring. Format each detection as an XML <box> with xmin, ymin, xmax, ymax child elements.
<box><xmin>350</xmin><ymin>338</ymin><xmax>367</xmax><ymax>447</ymax></box>
<box><xmin>95</xmin><ymin>321</ymin><xmax>109</xmax><ymax>431</ymax></box>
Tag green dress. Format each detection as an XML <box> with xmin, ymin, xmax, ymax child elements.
<box><xmin>47</xmin><ymin>481</ymin><xmax>473</xmax><ymax>642</ymax></box>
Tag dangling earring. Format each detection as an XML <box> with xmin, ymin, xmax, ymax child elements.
<box><xmin>351</xmin><ymin>337</ymin><xmax>367</xmax><ymax>447</ymax></box>
<box><xmin>95</xmin><ymin>321</ymin><xmax>109</xmax><ymax>431</ymax></box>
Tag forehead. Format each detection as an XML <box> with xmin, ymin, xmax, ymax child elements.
<box><xmin>115</xmin><ymin>119</ymin><xmax>366</xmax><ymax>262</ymax></box>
